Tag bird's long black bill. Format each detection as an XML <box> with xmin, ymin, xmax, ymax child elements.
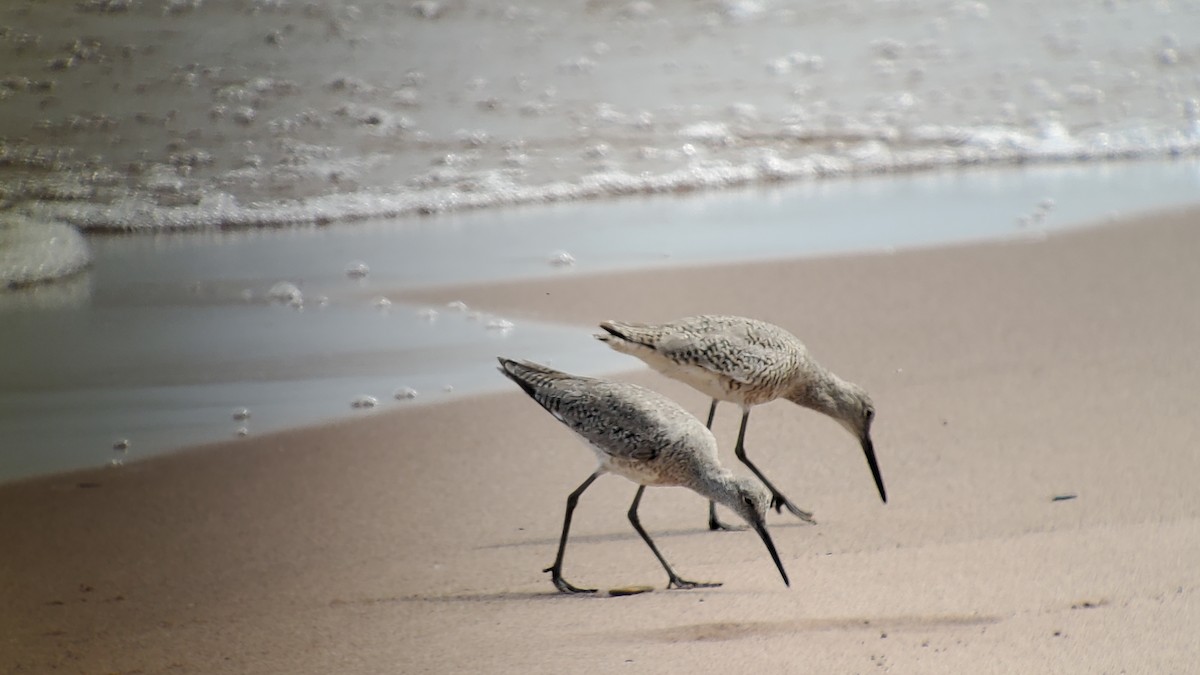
<box><xmin>752</xmin><ymin>519</ymin><xmax>790</xmax><ymax>587</ymax></box>
<box><xmin>861</xmin><ymin>435</ymin><xmax>887</xmax><ymax>503</ymax></box>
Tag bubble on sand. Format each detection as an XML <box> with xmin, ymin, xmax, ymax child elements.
<box><xmin>442</xmin><ymin>384</ymin><xmax>454</xmax><ymax>393</ymax></box>
<box><xmin>394</xmin><ymin>387</ymin><xmax>419</xmax><ymax>400</ymax></box>
<box><xmin>113</xmin><ymin>438</ymin><xmax>129</xmax><ymax>452</ymax></box>
<box><xmin>232</xmin><ymin>407</ymin><xmax>251</xmax><ymax>421</ymax></box>
<box><xmin>549</xmin><ymin>250</ymin><xmax>575</xmax><ymax>266</ymax></box>
<box><xmin>267</xmin><ymin>281</ymin><xmax>302</xmax><ymax>304</ymax></box>
<box><xmin>109</xmin><ymin>458</ymin><xmax>124</xmax><ymax>468</ymax></box>
<box><xmin>236</xmin><ymin>427</ymin><xmax>249</xmax><ymax>437</ymax></box>
<box><xmin>446</xmin><ymin>300</ymin><xmax>469</xmax><ymax>312</ymax></box>
<box><xmin>345</xmin><ymin>260</ymin><xmax>369</xmax><ymax>278</ymax></box>
<box><xmin>486</xmin><ymin>318</ymin><xmax>514</xmax><ymax>332</ymax></box>
<box><xmin>351</xmin><ymin>395</ymin><xmax>378</xmax><ymax>409</ymax></box>
<box><xmin>374</xmin><ymin>296</ymin><xmax>392</xmax><ymax>308</ymax></box>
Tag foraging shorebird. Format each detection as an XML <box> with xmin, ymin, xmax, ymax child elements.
<box><xmin>497</xmin><ymin>357</ymin><xmax>790</xmax><ymax>594</ymax></box>
<box><xmin>596</xmin><ymin>315</ymin><xmax>886</xmax><ymax>530</ymax></box>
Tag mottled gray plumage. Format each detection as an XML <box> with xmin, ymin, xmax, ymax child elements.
<box><xmin>498</xmin><ymin>357</ymin><xmax>790</xmax><ymax>593</ymax></box>
<box><xmin>596</xmin><ymin>315</ymin><xmax>887</xmax><ymax>529</ymax></box>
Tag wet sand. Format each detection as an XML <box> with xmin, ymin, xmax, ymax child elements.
<box><xmin>3</xmin><ymin>205</ymin><xmax>1200</xmax><ymax>674</ymax></box>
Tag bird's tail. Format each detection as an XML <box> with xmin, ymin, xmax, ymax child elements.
<box><xmin>497</xmin><ymin>357</ymin><xmax>583</xmax><ymax>409</ymax></box>
<box><xmin>594</xmin><ymin>320</ymin><xmax>660</xmax><ymax>355</ymax></box>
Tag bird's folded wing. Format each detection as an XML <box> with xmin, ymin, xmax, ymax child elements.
<box><xmin>656</xmin><ymin>327</ymin><xmax>782</xmax><ymax>385</ymax></box>
<box><xmin>555</xmin><ymin>387</ymin><xmax>674</xmax><ymax>462</ymax></box>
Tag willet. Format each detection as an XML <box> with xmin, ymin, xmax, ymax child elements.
<box><xmin>497</xmin><ymin>357</ymin><xmax>790</xmax><ymax>594</ymax></box>
<box><xmin>596</xmin><ymin>315</ymin><xmax>886</xmax><ymax>530</ymax></box>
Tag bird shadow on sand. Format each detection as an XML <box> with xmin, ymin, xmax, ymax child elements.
<box><xmin>478</xmin><ymin>517</ymin><xmax>816</xmax><ymax>550</ymax></box>
<box><xmin>609</xmin><ymin>613</ymin><xmax>1003</xmax><ymax>643</ymax></box>
<box><xmin>330</xmin><ymin>589</ymin><xmax>650</xmax><ymax>605</ymax></box>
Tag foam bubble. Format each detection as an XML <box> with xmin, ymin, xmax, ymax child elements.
<box><xmin>267</xmin><ymin>281</ymin><xmax>302</xmax><ymax>304</ymax></box>
<box><xmin>345</xmin><ymin>260</ymin><xmax>370</xmax><ymax>278</ymax></box>
<box><xmin>351</xmin><ymin>395</ymin><xmax>378</xmax><ymax>409</ymax></box>
<box><xmin>0</xmin><ymin>215</ymin><xmax>91</xmax><ymax>288</ymax></box>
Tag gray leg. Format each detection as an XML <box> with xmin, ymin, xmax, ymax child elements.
<box><xmin>544</xmin><ymin>472</ymin><xmax>601</xmax><ymax>594</ymax></box>
<box><xmin>733</xmin><ymin>410</ymin><xmax>816</xmax><ymax>524</ymax></box>
<box><xmin>628</xmin><ymin>485</ymin><xmax>721</xmax><ymax>590</ymax></box>
<box><xmin>704</xmin><ymin>400</ymin><xmax>744</xmax><ymax>532</ymax></box>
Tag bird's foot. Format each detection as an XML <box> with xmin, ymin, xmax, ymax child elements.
<box><xmin>667</xmin><ymin>576</ymin><xmax>723</xmax><ymax>590</ymax></box>
<box><xmin>771</xmin><ymin>494</ymin><xmax>817</xmax><ymax>525</ymax></box>
<box><xmin>544</xmin><ymin>566</ymin><xmax>597</xmax><ymax>594</ymax></box>
<box><xmin>708</xmin><ymin>502</ymin><xmax>746</xmax><ymax>532</ymax></box>
<box><xmin>707</xmin><ymin>516</ymin><xmax>747</xmax><ymax>532</ymax></box>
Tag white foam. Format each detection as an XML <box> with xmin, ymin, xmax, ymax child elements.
<box><xmin>351</xmin><ymin>395</ymin><xmax>378</xmax><ymax>409</ymax></box>
<box><xmin>0</xmin><ymin>215</ymin><xmax>91</xmax><ymax>287</ymax></box>
<box><xmin>549</xmin><ymin>250</ymin><xmax>575</xmax><ymax>266</ymax></box>
<box><xmin>267</xmin><ymin>281</ymin><xmax>302</xmax><ymax>304</ymax></box>
<box><xmin>345</xmin><ymin>260</ymin><xmax>370</xmax><ymax>278</ymax></box>
<box><xmin>3</xmin><ymin>0</ymin><xmax>1199</xmax><ymax>240</ymax></box>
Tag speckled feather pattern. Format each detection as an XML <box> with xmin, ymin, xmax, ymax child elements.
<box><xmin>597</xmin><ymin>315</ymin><xmax>827</xmax><ymax>408</ymax></box>
<box><xmin>497</xmin><ymin>358</ymin><xmax>722</xmax><ymax>487</ymax></box>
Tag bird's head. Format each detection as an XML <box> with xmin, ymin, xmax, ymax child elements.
<box><xmin>719</xmin><ymin>475</ymin><xmax>790</xmax><ymax>587</ymax></box>
<box><xmin>789</xmin><ymin>378</ymin><xmax>887</xmax><ymax>504</ymax></box>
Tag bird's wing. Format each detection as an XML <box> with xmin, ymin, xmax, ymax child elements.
<box><xmin>554</xmin><ymin>382</ymin><xmax>686</xmax><ymax>462</ymax></box>
<box><xmin>656</xmin><ymin>323</ymin><xmax>788</xmax><ymax>385</ymax></box>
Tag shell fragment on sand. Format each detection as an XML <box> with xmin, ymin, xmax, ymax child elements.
<box><xmin>607</xmin><ymin>585</ymin><xmax>654</xmax><ymax>597</ymax></box>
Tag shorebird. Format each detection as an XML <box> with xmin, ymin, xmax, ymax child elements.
<box><xmin>497</xmin><ymin>357</ymin><xmax>790</xmax><ymax>594</ymax></box>
<box><xmin>596</xmin><ymin>315</ymin><xmax>886</xmax><ymax>530</ymax></box>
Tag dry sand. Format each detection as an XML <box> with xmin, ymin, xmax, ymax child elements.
<box><xmin>4</xmin><ymin>206</ymin><xmax>1199</xmax><ymax>674</ymax></box>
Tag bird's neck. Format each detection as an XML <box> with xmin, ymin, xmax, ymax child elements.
<box><xmin>693</xmin><ymin>468</ymin><xmax>739</xmax><ymax>509</ymax></box>
<box><xmin>784</xmin><ymin>364</ymin><xmax>842</xmax><ymax>417</ymax></box>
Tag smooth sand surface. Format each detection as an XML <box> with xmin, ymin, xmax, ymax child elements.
<box><xmin>4</xmin><ymin>207</ymin><xmax>1199</xmax><ymax>674</ymax></box>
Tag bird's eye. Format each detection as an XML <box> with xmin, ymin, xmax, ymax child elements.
<box><xmin>741</xmin><ymin>495</ymin><xmax>755</xmax><ymax>508</ymax></box>
<box><xmin>865</xmin><ymin>408</ymin><xmax>875</xmax><ymax>422</ymax></box>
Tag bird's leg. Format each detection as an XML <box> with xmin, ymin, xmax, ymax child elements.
<box><xmin>628</xmin><ymin>485</ymin><xmax>721</xmax><ymax>590</ymax></box>
<box><xmin>544</xmin><ymin>472</ymin><xmax>601</xmax><ymax>594</ymax></box>
<box><xmin>733</xmin><ymin>410</ymin><xmax>817</xmax><ymax>525</ymax></box>
<box><xmin>704</xmin><ymin>399</ymin><xmax>745</xmax><ymax>532</ymax></box>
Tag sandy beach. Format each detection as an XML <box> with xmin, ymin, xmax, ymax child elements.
<box><xmin>2</xmin><ymin>204</ymin><xmax>1198</xmax><ymax>673</ymax></box>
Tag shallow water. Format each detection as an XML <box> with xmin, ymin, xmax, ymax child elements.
<box><xmin>2</xmin><ymin>159</ymin><xmax>1199</xmax><ymax>483</ymax></box>
<box><xmin>3</xmin><ymin>0</ymin><xmax>1200</xmax><ymax>481</ymax></box>
<box><xmin>68</xmin><ymin>158</ymin><xmax>1200</xmax><ymax>294</ymax></box>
